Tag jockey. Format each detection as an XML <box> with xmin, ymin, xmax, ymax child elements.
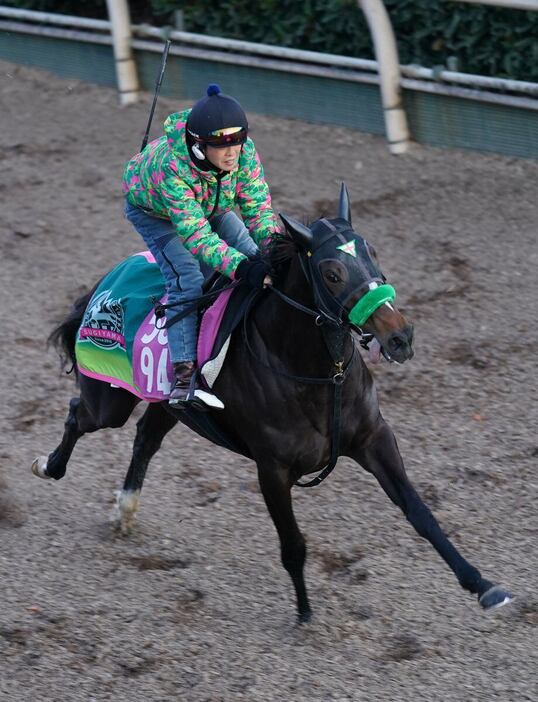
<box><xmin>123</xmin><ymin>83</ymin><xmax>279</xmax><ymax>408</ymax></box>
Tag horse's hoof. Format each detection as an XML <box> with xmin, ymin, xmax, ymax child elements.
<box><xmin>31</xmin><ymin>456</ymin><xmax>50</xmax><ymax>479</ymax></box>
<box><xmin>112</xmin><ymin>489</ymin><xmax>141</xmax><ymax>536</ymax></box>
<box><xmin>479</xmin><ymin>585</ymin><xmax>514</xmax><ymax>610</ymax></box>
<box><xmin>298</xmin><ymin>610</ymin><xmax>313</xmax><ymax>624</ymax></box>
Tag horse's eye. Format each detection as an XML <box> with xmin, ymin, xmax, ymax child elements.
<box><xmin>325</xmin><ymin>271</ymin><xmax>341</xmax><ymax>284</ymax></box>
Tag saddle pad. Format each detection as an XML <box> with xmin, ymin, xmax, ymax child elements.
<box><xmin>76</xmin><ymin>252</ymin><xmax>168</xmax><ymax>400</ymax></box>
<box><xmin>76</xmin><ymin>252</ymin><xmax>239</xmax><ymax>402</ymax></box>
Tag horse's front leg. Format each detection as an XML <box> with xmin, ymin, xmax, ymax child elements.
<box><xmin>346</xmin><ymin>420</ymin><xmax>513</xmax><ymax>610</ymax></box>
<box><xmin>115</xmin><ymin>402</ymin><xmax>178</xmax><ymax>535</ymax></box>
<box><xmin>257</xmin><ymin>461</ymin><xmax>312</xmax><ymax>623</ymax></box>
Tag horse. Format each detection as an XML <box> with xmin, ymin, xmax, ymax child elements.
<box><xmin>33</xmin><ymin>185</ymin><xmax>513</xmax><ymax>622</ymax></box>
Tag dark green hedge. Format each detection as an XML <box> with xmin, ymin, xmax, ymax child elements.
<box><xmin>4</xmin><ymin>0</ymin><xmax>538</xmax><ymax>81</ymax></box>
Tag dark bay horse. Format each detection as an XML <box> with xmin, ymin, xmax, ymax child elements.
<box><xmin>34</xmin><ymin>186</ymin><xmax>512</xmax><ymax>622</ymax></box>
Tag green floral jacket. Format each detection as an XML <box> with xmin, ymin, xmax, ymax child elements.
<box><xmin>123</xmin><ymin>109</ymin><xmax>280</xmax><ymax>278</ymax></box>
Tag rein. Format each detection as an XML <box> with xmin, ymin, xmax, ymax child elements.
<box><xmin>153</xmin><ymin>280</ymin><xmax>242</xmax><ymax>327</ymax></box>
<box><xmin>242</xmin><ymin>288</ymin><xmax>356</xmax><ymax>386</ymax></box>
<box><xmin>247</xmin><ymin>231</ymin><xmax>390</xmax><ymax>488</ymax></box>
<box><xmin>157</xmin><ymin>224</ymin><xmax>389</xmax><ymax>489</ymax></box>
<box><xmin>243</xmin><ymin>290</ymin><xmax>354</xmax><ymax>488</ymax></box>
<box><xmin>155</xmin><ymin>271</ymin><xmax>351</xmax><ymax>488</ymax></box>
<box><xmin>243</xmin><ymin>253</ymin><xmax>360</xmax><ymax>488</ymax></box>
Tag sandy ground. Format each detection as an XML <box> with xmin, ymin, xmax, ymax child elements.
<box><xmin>1</xmin><ymin>60</ymin><xmax>537</xmax><ymax>702</ymax></box>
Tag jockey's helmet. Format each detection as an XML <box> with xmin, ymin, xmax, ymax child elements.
<box><xmin>186</xmin><ymin>84</ymin><xmax>248</xmax><ymax>149</ymax></box>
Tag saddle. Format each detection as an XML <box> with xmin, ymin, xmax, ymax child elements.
<box><xmin>196</xmin><ymin>274</ymin><xmax>255</xmax><ymax>389</ymax></box>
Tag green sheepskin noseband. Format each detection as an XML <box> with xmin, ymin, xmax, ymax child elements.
<box><xmin>348</xmin><ymin>284</ymin><xmax>396</xmax><ymax>327</ymax></box>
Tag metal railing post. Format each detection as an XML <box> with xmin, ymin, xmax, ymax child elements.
<box><xmin>105</xmin><ymin>0</ymin><xmax>139</xmax><ymax>105</ymax></box>
<box><xmin>358</xmin><ymin>0</ymin><xmax>410</xmax><ymax>154</ymax></box>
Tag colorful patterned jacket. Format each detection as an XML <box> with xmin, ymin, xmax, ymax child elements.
<box><xmin>122</xmin><ymin>109</ymin><xmax>280</xmax><ymax>278</ymax></box>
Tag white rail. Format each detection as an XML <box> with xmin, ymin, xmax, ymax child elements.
<box><xmin>105</xmin><ymin>0</ymin><xmax>139</xmax><ymax>105</ymax></box>
<box><xmin>0</xmin><ymin>7</ymin><xmax>110</xmax><ymax>30</ymax></box>
<box><xmin>1</xmin><ymin>7</ymin><xmax>535</xmax><ymax>96</ymax></box>
<box><xmin>0</xmin><ymin>7</ymin><xmax>537</xmax><ymax>122</ymax></box>
<box><xmin>455</xmin><ymin>0</ymin><xmax>538</xmax><ymax>9</ymax></box>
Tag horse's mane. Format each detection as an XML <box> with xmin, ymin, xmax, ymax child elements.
<box><xmin>268</xmin><ymin>232</ymin><xmax>296</xmax><ymax>263</ymax></box>
<box><xmin>266</xmin><ymin>232</ymin><xmax>298</xmax><ymax>281</ymax></box>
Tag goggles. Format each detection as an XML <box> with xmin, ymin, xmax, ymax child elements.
<box><xmin>190</xmin><ymin>126</ymin><xmax>248</xmax><ymax>148</ymax></box>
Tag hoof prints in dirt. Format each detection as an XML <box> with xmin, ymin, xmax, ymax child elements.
<box><xmin>128</xmin><ymin>555</ymin><xmax>190</xmax><ymax>571</ymax></box>
<box><xmin>317</xmin><ymin>547</ymin><xmax>369</xmax><ymax>583</ymax></box>
<box><xmin>351</xmin><ymin>604</ymin><xmax>374</xmax><ymax>621</ymax></box>
<box><xmin>9</xmin><ymin>398</ymin><xmax>48</xmax><ymax>432</ymax></box>
<box><xmin>0</xmin><ymin>626</ymin><xmax>29</xmax><ymax>647</ymax></box>
<box><xmin>195</xmin><ymin>479</ymin><xmax>222</xmax><ymax>506</ymax></box>
<box><xmin>117</xmin><ymin>653</ymin><xmax>158</xmax><ymax>677</ymax></box>
<box><xmin>447</xmin><ymin>341</ymin><xmax>492</xmax><ymax>369</ymax></box>
<box><xmin>171</xmin><ymin>589</ymin><xmax>206</xmax><ymax>625</ymax></box>
<box><xmin>455</xmin><ymin>466</ymin><xmax>506</xmax><ymax>487</ymax></box>
<box><xmin>406</xmin><ymin>285</ymin><xmax>469</xmax><ymax>308</ymax></box>
<box><xmin>419</xmin><ymin>482</ymin><xmax>442</xmax><ymax>508</ymax></box>
<box><xmin>512</xmin><ymin>598</ymin><xmax>538</xmax><ymax>627</ymax></box>
<box><xmin>385</xmin><ymin>633</ymin><xmax>424</xmax><ymax>662</ymax></box>
<box><xmin>0</xmin><ymin>478</ymin><xmax>26</xmax><ymax>528</ymax></box>
<box><xmin>313</xmin><ymin>188</ymin><xmax>408</xmax><ymax>218</ymax></box>
<box><xmin>0</xmin><ymin>614</ymin><xmax>95</xmax><ymax>667</ymax></box>
<box><xmin>0</xmin><ymin>142</ymin><xmax>69</xmax><ymax>161</ymax></box>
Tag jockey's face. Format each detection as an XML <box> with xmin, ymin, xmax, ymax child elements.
<box><xmin>205</xmin><ymin>143</ymin><xmax>242</xmax><ymax>172</ymax></box>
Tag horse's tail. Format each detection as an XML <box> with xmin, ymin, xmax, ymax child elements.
<box><xmin>48</xmin><ymin>283</ymin><xmax>99</xmax><ymax>375</ymax></box>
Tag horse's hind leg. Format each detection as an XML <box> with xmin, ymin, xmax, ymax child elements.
<box><xmin>32</xmin><ymin>396</ymin><xmax>96</xmax><ymax>480</ymax></box>
<box><xmin>347</xmin><ymin>420</ymin><xmax>513</xmax><ymax>610</ymax></box>
<box><xmin>32</xmin><ymin>377</ymin><xmax>137</xmax><ymax>481</ymax></box>
<box><xmin>114</xmin><ymin>403</ymin><xmax>178</xmax><ymax>535</ymax></box>
<box><xmin>257</xmin><ymin>461</ymin><xmax>312</xmax><ymax>623</ymax></box>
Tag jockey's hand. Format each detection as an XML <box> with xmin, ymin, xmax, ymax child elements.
<box><xmin>235</xmin><ymin>258</ymin><xmax>272</xmax><ymax>289</ymax></box>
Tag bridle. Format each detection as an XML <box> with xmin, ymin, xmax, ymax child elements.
<box><xmin>243</xmin><ymin>218</ymin><xmax>396</xmax><ymax>488</ymax></box>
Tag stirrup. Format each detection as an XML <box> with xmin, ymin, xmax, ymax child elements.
<box><xmin>189</xmin><ymin>388</ymin><xmax>225</xmax><ymax>411</ymax></box>
<box><xmin>168</xmin><ymin>385</ymin><xmax>190</xmax><ymax>406</ymax></box>
<box><xmin>169</xmin><ymin>388</ymin><xmax>224</xmax><ymax>411</ymax></box>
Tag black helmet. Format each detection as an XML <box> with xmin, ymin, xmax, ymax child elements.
<box><xmin>186</xmin><ymin>83</ymin><xmax>248</xmax><ymax>148</ymax></box>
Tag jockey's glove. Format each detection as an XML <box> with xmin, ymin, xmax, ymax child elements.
<box><xmin>235</xmin><ymin>258</ymin><xmax>272</xmax><ymax>289</ymax></box>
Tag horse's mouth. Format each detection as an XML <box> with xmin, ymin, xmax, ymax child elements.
<box><xmin>365</xmin><ymin>329</ymin><xmax>414</xmax><ymax>364</ymax></box>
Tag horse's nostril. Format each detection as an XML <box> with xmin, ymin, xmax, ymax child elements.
<box><xmin>389</xmin><ymin>334</ymin><xmax>404</xmax><ymax>350</ymax></box>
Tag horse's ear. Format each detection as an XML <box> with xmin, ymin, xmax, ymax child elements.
<box><xmin>338</xmin><ymin>182</ymin><xmax>352</xmax><ymax>225</ymax></box>
<box><xmin>279</xmin><ymin>213</ymin><xmax>314</xmax><ymax>251</ymax></box>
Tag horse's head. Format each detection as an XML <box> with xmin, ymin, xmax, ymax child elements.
<box><xmin>279</xmin><ymin>184</ymin><xmax>414</xmax><ymax>364</ymax></box>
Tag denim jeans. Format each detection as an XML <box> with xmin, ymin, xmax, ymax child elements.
<box><xmin>124</xmin><ymin>199</ymin><xmax>258</xmax><ymax>362</ymax></box>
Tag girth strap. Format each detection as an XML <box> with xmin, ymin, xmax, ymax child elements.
<box><xmin>242</xmin><ymin>291</ymin><xmax>352</xmax><ymax>488</ymax></box>
<box><xmin>294</xmin><ymin>376</ymin><xmax>343</xmax><ymax>488</ymax></box>
<box><xmin>294</xmin><ymin>322</ymin><xmax>347</xmax><ymax>488</ymax></box>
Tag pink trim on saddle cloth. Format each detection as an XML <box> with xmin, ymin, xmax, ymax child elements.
<box><xmin>77</xmin><ymin>365</ymin><xmax>148</xmax><ymax>401</ymax></box>
<box><xmin>197</xmin><ymin>287</ymin><xmax>234</xmax><ymax>367</ymax></box>
<box><xmin>135</xmin><ymin>250</ymin><xmax>156</xmax><ymax>263</ymax></box>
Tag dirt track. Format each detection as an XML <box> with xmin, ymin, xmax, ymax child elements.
<box><xmin>1</xmin><ymin>60</ymin><xmax>537</xmax><ymax>701</ymax></box>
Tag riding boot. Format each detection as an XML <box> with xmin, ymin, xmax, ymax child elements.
<box><xmin>169</xmin><ymin>361</ymin><xmax>225</xmax><ymax>411</ymax></box>
<box><xmin>169</xmin><ymin>361</ymin><xmax>195</xmax><ymax>405</ymax></box>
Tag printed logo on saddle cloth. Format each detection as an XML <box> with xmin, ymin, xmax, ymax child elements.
<box><xmin>79</xmin><ymin>290</ymin><xmax>126</xmax><ymax>349</ymax></box>
<box><xmin>75</xmin><ymin>252</ymin><xmax>232</xmax><ymax>401</ymax></box>
<box><xmin>75</xmin><ymin>252</ymin><xmax>174</xmax><ymax>401</ymax></box>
